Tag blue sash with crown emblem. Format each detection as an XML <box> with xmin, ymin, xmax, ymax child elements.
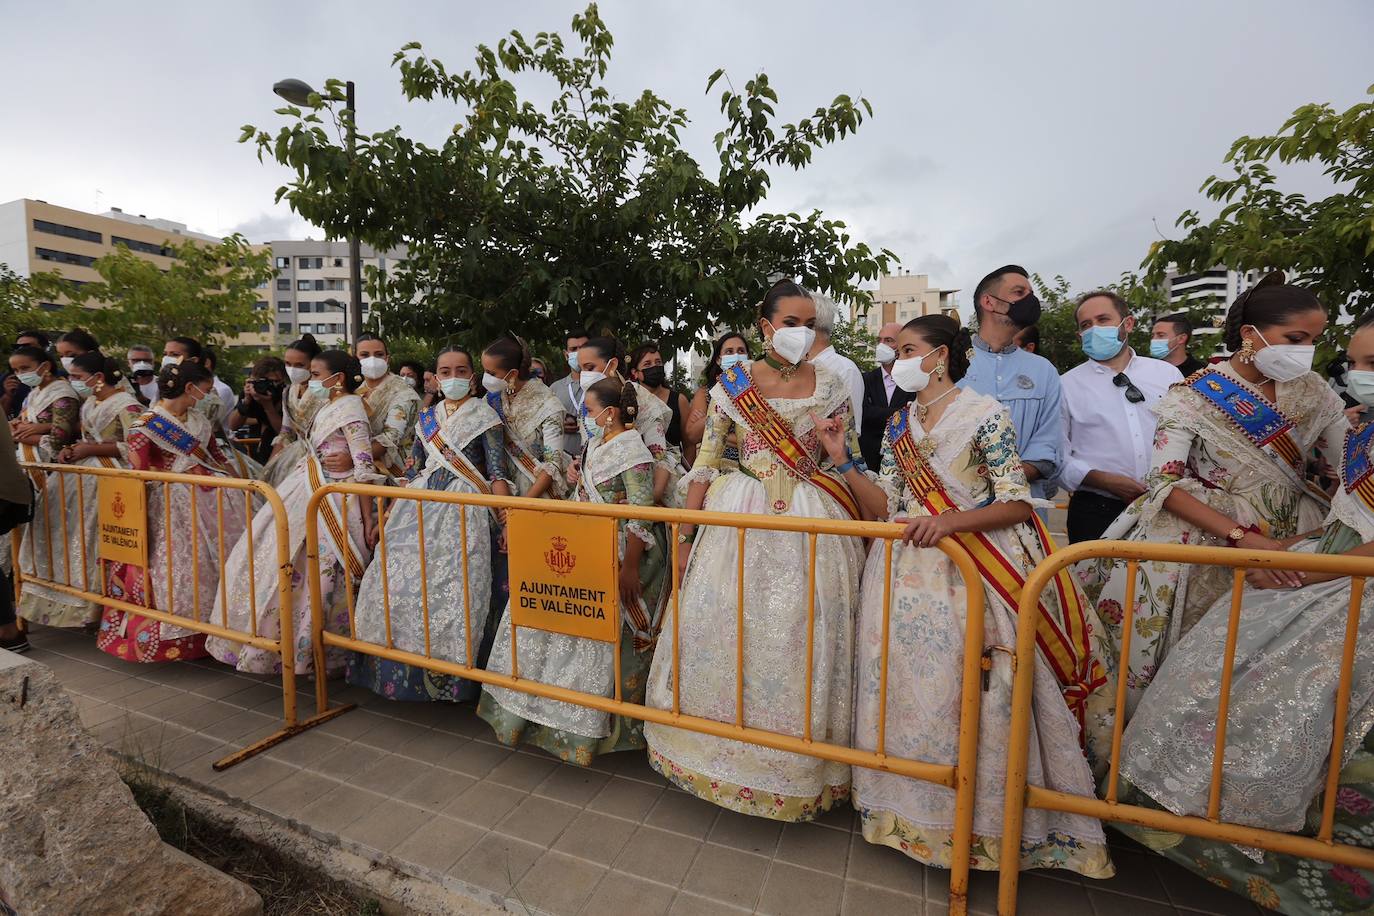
<box><xmin>1343</xmin><ymin>421</ymin><xmax>1374</xmax><ymax>514</ymax></box>
<box><xmin>136</xmin><ymin>412</ymin><xmax>232</xmax><ymax>476</ymax></box>
<box><xmin>1188</xmin><ymin>369</ymin><xmax>1319</xmax><ymax>501</ymax></box>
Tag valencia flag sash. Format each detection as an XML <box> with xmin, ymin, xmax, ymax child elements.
<box><xmin>718</xmin><ymin>365</ymin><xmax>860</xmax><ymax>521</ymax></box>
<box><xmin>1343</xmin><ymin>421</ymin><xmax>1374</xmax><ymax>514</ymax></box>
<box><xmin>418</xmin><ymin>405</ymin><xmax>493</xmax><ymax>496</ymax></box>
<box><xmin>1188</xmin><ymin>369</ymin><xmax>1316</xmax><ymax>493</ymax></box>
<box><xmin>887</xmin><ymin>407</ymin><xmax>1106</xmax><ymax>727</ymax></box>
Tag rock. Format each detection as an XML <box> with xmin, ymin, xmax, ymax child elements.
<box><xmin>0</xmin><ymin>649</ymin><xmax>262</xmax><ymax>916</ymax></box>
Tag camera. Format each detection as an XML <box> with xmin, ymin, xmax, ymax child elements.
<box><xmin>246</xmin><ymin>377</ymin><xmax>284</xmax><ymax>400</ymax></box>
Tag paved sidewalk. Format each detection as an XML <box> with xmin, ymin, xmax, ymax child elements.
<box><xmin>32</xmin><ymin>625</ymin><xmax>1266</xmax><ymax>915</ymax></box>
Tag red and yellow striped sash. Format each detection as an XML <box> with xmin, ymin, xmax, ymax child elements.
<box><xmin>306</xmin><ymin>458</ymin><xmax>366</xmax><ymax>580</ymax></box>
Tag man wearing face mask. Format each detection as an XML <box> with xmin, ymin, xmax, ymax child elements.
<box><xmin>1059</xmin><ymin>291</ymin><xmax>1183</xmax><ymax>542</ymax></box>
<box><xmin>806</xmin><ymin>294</ymin><xmax>865</xmax><ymax>430</ymax></box>
<box><xmin>550</xmin><ymin>327</ymin><xmax>591</xmax><ymax>455</ymax></box>
<box><xmin>127</xmin><ymin>344</ymin><xmax>159</xmax><ymax>406</ymax></box>
<box><xmin>958</xmin><ymin>265</ymin><xmax>1062</xmax><ymax>500</ymax></box>
<box><xmin>1149</xmin><ymin>313</ymin><xmax>1208</xmax><ymax>377</ymax></box>
<box><xmin>858</xmin><ymin>321</ymin><xmax>914</xmax><ymax>471</ymax></box>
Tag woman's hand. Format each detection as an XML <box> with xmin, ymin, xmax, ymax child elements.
<box><xmin>676</xmin><ymin>540</ymin><xmax>692</xmax><ymax>581</ymax></box>
<box><xmin>1234</xmin><ymin>530</ymin><xmax>1305</xmax><ymax>588</ymax></box>
<box><xmin>322</xmin><ymin>452</ymin><xmax>354</xmax><ymax>475</ymax></box>
<box><xmin>566</xmin><ymin>458</ymin><xmax>581</xmax><ymax>487</ymax></box>
<box><xmin>364</xmin><ymin>515</ymin><xmax>379</xmax><ymax>551</ymax></box>
<box><xmin>899</xmin><ymin>513</ymin><xmax>954</xmax><ymax>548</ymax></box>
<box><xmin>809</xmin><ymin>411</ymin><xmax>849</xmax><ymax>465</ymax></box>
<box><xmin>619</xmin><ymin>561</ymin><xmax>642</xmax><ymax>611</ymax></box>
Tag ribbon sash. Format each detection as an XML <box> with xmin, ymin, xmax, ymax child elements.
<box><xmin>305</xmin><ymin>456</ymin><xmax>366</xmax><ymax>580</ymax></box>
<box><xmin>1344</xmin><ymin>421</ymin><xmax>1374</xmax><ymax>514</ymax></box>
<box><xmin>486</xmin><ymin>392</ymin><xmax>548</xmax><ymax>488</ymax></box>
<box><xmin>1189</xmin><ymin>369</ymin><xmax>1312</xmax><ymax>490</ymax></box>
<box><xmin>718</xmin><ymin>365</ymin><xmax>861</xmax><ymax>521</ymax></box>
<box><xmin>137</xmin><ymin>412</ymin><xmax>232</xmax><ymax>476</ymax></box>
<box><xmin>887</xmin><ymin>408</ymin><xmax>1106</xmax><ymax>724</ymax></box>
<box><xmin>418</xmin><ymin>405</ymin><xmax>493</xmax><ymax>496</ymax></box>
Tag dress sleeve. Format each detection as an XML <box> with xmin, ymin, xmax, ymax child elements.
<box><xmin>534</xmin><ymin>407</ymin><xmax>568</xmax><ymax>486</ymax></box>
<box><xmin>47</xmin><ymin>397</ymin><xmax>79</xmax><ymax>449</ymax></box>
<box><xmin>342</xmin><ymin>418</ymin><xmax>386</xmax><ymax>485</ymax></box>
<box><xmin>875</xmin><ymin>430</ymin><xmax>903</xmax><ymax>519</ymax></box>
<box><xmin>1313</xmin><ymin>383</ymin><xmax>1351</xmax><ymax>474</ymax></box>
<box><xmin>973</xmin><ymin>409</ymin><xmax>1032</xmax><ymax>505</ymax></box>
<box><xmin>113</xmin><ymin>404</ymin><xmax>145</xmax><ymax>465</ymax></box>
<box><xmin>125</xmin><ymin>429</ymin><xmax>156</xmax><ymax>472</ymax></box>
<box><xmin>620</xmin><ymin>462</ymin><xmax>658</xmax><ymax>547</ymax></box>
<box><xmin>483</xmin><ymin>425</ymin><xmax>511</xmax><ymax>486</ymax></box>
<box><xmin>826</xmin><ymin>392</ymin><xmax>867</xmax><ymax>473</ymax></box>
<box><xmin>204</xmin><ymin>432</ymin><xmax>234</xmax><ymax>474</ymax></box>
<box><xmin>279</xmin><ymin>399</ymin><xmax>298</xmax><ymax>443</ymax></box>
<box><xmin>682</xmin><ymin>396</ymin><xmax>730</xmax><ymax>488</ymax></box>
<box><xmin>374</xmin><ymin>391</ymin><xmax>419</xmax><ymax>459</ymax></box>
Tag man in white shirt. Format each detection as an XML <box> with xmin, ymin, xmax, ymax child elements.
<box><xmin>806</xmin><ymin>294</ymin><xmax>864</xmax><ymax>433</ymax></box>
<box><xmin>548</xmin><ymin>327</ymin><xmax>590</xmax><ymax>455</ymax></box>
<box><xmin>1059</xmin><ymin>290</ymin><xmax>1183</xmax><ymax>543</ymax></box>
<box><xmin>126</xmin><ymin>344</ymin><xmax>159</xmax><ymax>405</ymax></box>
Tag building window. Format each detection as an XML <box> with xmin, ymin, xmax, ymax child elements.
<box><xmin>255</xmin><ymin>300</ymin><xmax>268</xmax><ymax>311</ymax></box>
<box><xmin>35</xmin><ymin>247</ymin><xmax>97</xmax><ymax>268</ymax></box>
<box><xmin>296</xmin><ymin>279</ymin><xmax>312</xmax><ymax>291</ymax></box>
<box><xmin>314</xmin><ymin>279</ymin><xmax>325</xmax><ymax>291</ymax></box>
<box><xmin>32</xmin><ymin>219</ymin><xmax>102</xmax><ymax>244</ymax></box>
<box><xmin>277</xmin><ymin>301</ymin><xmax>291</xmax><ymax>312</ymax></box>
<box><xmin>276</xmin><ymin>278</ymin><xmax>290</xmax><ymax>290</ymax></box>
<box><xmin>333</xmin><ymin>257</ymin><xmax>344</xmax><ymax>268</ymax></box>
<box><xmin>299</xmin><ymin>301</ymin><xmax>313</xmax><ymax>313</ymax></box>
<box><xmin>111</xmin><ymin>236</ymin><xmax>173</xmax><ymax>257</ymax></box>
<box><xmin>297</xmin><ymin>256</ymin><xmax>323</xmax><ymax>269</ymax></box>
<box><xmin>277</xmin><ymin>322</ymin><xmax>293</xmax><ymax>334</ymax></box>
<box><xmin>275</xmin><ymin>256</ymin><xmax>290</xmax><ymax>269</ymax></box>
<box><xmin>321</xmin><ymin>300</ymin><xmax>344</xmax><ymax>312</ymax></box>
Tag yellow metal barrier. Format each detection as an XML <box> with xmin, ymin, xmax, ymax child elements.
<box><xmin>304</xmin><ymin>482</ymin><xmax>991</xmax><ymax>915</ymax></box>
<box><xmin>13</xmin><ymin>462</ymin><xmax>348</xmax><ymax>769</ymax></box>
<box><xmin>997</xmin><ymin>539</ymin><xmax>1374</xmax><ymax>914</ymax></box>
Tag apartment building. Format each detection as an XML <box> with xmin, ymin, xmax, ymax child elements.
<box><xmin>859</xmin><ymin>272</ymin><xmax>961</xmax><ymax>333</ymax></box>
<box><xmin>265</xmin><ymin>239</ymin><xmax>405</xmax><ymax>346</ymax></box>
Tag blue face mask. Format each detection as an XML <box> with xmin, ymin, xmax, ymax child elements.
<box><xmin>720</xmin><ymin>353</ymin><xmax>749</xmax><ymax>372</ymax></box>
<box><xmin>1081</xmin><ymin>320</ymin><xmax>1126</xmax><ymax>361</ymax></box>
<box><xmin>307</xmin><ymin>379</ymin><xmax>330</xmax><ymax>398</ymax></box>
<box><xmin>1149</xmin><ymin>338</ymin><xmax>1175</xmax><ymax>360</ymax></box>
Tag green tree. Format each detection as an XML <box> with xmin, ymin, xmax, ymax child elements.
<box><xmin>242</xmin><ymin>4</ymin><xmax>895</xmax><ymax>357</ymax></box>
<box><xmin>1144</xmin><ymin>84</ymin><xmax>1374</xmax><ymax>346</ymax></box>
<box><xmin>43</xmin><ymin>235</ymin><xmax>275</xmax><ymax>369</ymax></box>
<box><xmin>0</xmin><ymin>264</ymin><xmax>55</xmax><ymax>344</ymax></box>
<box><xmin>830</xmin><ymin>316</ymin><xmax>877</xmax><ymax>371</ymax></box>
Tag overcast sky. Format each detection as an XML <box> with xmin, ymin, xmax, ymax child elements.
<box><xmin>2</xmin><ymin>0</ymin><xmax>1368</xmax><ymax>301</ymax></box>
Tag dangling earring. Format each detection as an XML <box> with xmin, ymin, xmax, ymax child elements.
<box><xmin>1237</xmin><ymin>337</ymin><xmax>1255</xmax><ymax>364</ymax></box>
<box><xmin>934</xmin><ymin>363</ymin><xmax>946</xmax><ymax>381</ymax></box>
<box><xmin>93</xmin><ymin>379</ymin><xmax>105</xmax><ymax>394</ymax></box>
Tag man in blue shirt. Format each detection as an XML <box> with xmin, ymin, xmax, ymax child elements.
<box><xmin>957</xmin><ymin>265</ymin><xmax>1062</xmax><ymax>500</ymax></box>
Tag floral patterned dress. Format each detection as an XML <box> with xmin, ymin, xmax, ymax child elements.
<box><xmin>1085</xmin><ymin>362</ymin><xmax>1346</xmax><ymax>715</ymax></box>
<box><xmin>9</xmin><ymin>379</ymin><xmax>80</xmax><ymax>584</ymax></box>
<box><xmin>479</xmin><ymin>428</ymin><xmax>668</xmax><ymax>764</ymax></box>
<box><xmin>643</xmin><ymin>363</ymin><xmax>867</xmax><ymax>822</ymax></box>
<box><xmin>488</xmin><ymin>378</ymin><xmax>567</xmax><ymax>499</ymax></box>
<box><xmin>579</xmin><ymin>381</ymin><xmax>684</xmax><ymax>507</ymax></box>
<box><xmin>852</xmin><ymin>390</ymin><xmax>1114</xmax><ymax>877</ymax></box>
<box><xmin>206</xmin><ymin>394</ymin><xmax>383</xmax><ymax>674</ymax></box>
<box><xmin>19</xmin><ymin>392</ymin><xmax>143</xmax><ymax>627</ymax></box>
<box><xmin>1113</xmin><ymin>419</ymin><xmax>1374</xmax><ymax>915</ymax></box>
<box><xmin>349</xmin><ymin>395</ymin><xmax>509</xmax><ymax>702</ymax></box>
<box><xmin>97</xmin><ymin>406</ymin><xmax>247</xmax><ymax>663</ymax></box>
<box><xmin>361</xmin><ymin>372</ymin><xmax>420</xmax><ymax>478</ymax></box>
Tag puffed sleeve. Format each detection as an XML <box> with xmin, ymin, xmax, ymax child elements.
<box><xmin>972</xmin><ymin>408</ymin><xmax>1032</xmax><ymax>505</ymax></box>
<box><xmin>533</xmin><ymin>406</ymin><xmax>568</xmax><ymax>495</ymax></box>
<box><xmin>682</xmin><ymin>396</ymin><xmax>730</xmax><ymax>488</ymax></box>
<box><xmin>1311</xmin><ymin>380</ymin><xmax>1351</xmax><ymax>474</ymax></box>
<box><xmin>113</xmin><ymin>404</ymin><xmax>145</xmax><ymax>466</ymax></box>
<box><xmin>482</xmin><ymin>425</ymin><xmax>511</xmax><ymax>487</ymax></box>
<box><xmin>47</xmin><ymin>397</ymin><xmax>79</xmax><ymax>449</ymax></box>
<box><xmin>620</xmin><ymin>462</ymin><xmax>658</xmax><ymax>548</ymax></box>
<box><xmin>342</xmin><ymin>418</ymin><xmax>386</xmax><ymax>485</ymax></box>
<box><xmin>373</xmin><ymin>388</ymin><xmax>420</xmax><ymax>469</ymax></box>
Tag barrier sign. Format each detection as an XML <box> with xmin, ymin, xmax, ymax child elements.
<box><xmin>97</xmin><ymin>476</ymin><xmax>147</xmax><ymax>567</ymax></box>
<box><xmin>508</xmin><ymin>510</ymin><xmax>618</xmax><ymax>643</ymax></box>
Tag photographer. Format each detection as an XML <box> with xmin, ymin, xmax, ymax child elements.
<box><xmin>226</xmin><ymin>356</ymin><xmax>286</xmax><ymax>464</ymax></box>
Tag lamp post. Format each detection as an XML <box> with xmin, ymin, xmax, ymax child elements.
<box><xmin>273</xmin><ymin>78</ymin><xmax>364</xmax><ymax>347</ymax></box>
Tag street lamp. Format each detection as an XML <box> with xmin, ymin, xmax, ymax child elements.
<box><xmin>273</xmin><ymin>77</ymin><xmax>365</xmax><ymax>347</ymax></box>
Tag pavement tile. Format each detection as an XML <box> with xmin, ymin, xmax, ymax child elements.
<box><xmin>776</xmin><ymin>821</ymin><xmax>852</xmax><ymax>875</ymax></box>
<box><xmin>211</xmin><ymin>755</ymin><xmax>298</xmax><ymax>801</ymax></box>
<box><xmin>340</xmin><ymin>799</ymin><xmax>427</xmax><ymax>854</ymax></box>
<box><xmin>757</xmin><ymin>862</ymin><xmax>845</xmax><ymax>916</ymax></box>
<box><xmin>442</xmin><ymin>737</ymin><xmax>511</xmax><ymax>778</ymax></box>
<box><xmin>391</xmin><ymin>814</ymin><xmax>485</xmax><ymax>874</ymax></box>
<box><xmin>535</xmin><ymin>765</ymin><xmax>612</xmax><ymax>807</ymax></box>
<box><xmin>444</xmin><ymin>780</ymin><xmax>528</xmax><ymax>828</ymax></box>
<box><xmin>350</xmin><ymin>715</ymin><xmax>429</xmax><ymax>750</ymax></box>
<box><xmin>680</xmin><ymin>843</ymin><xmax>769</xmax><ymax>910</ymax></box>
<box><xmin>312</xmin><ymin>742</ymin><xmax>389</xmax><ymax>781</ymax></box>
<box><xmin>297</xmin><ymin>783</ymin><xmax>389</xmax><ymax>837</ymax></box>
<box><xmin>552</xmin><ymin>811</ymin><xmax>638</xmax><ymax>866</ymax></box>
<box><xmin>586</xmin><ymin>776</ymin><xmax>664</xmax><ymax>822</ymax></box>
<box><xmin>262</xmin><ymin>728</ymin><xmax>348</xmax><ymax>768</ymax></box>
<box><xmin>447</xmin><ymin>832</ymin><xmax>544</xmax><ymax>895</ymax></box>
<box><xmin>394</xmin><ymin>727</ymin><xmax>471</xmax><ymax>766</ymax></box>
<box><xmin>512</xmin><ymin>850</ymin><xmax>609</xmax><ymax>916</ymax></box>
<box><xmin>646</xmin><ymin>788</ymin><xmax>719</xmax><ymax>839</ymax></box>
<box><xmin>495</xmin><ymin>795</ymin><xmax>581</xmax><ymax>847</ymax></box>
<box><xmin>251</xmin><ymin>769</ymin><xmax>340</xmax><ymax>820</ymax></box>
<box><xmin>393</xmin><ymin>766</ymin><xmax>476</xmax><ymax>810</ymax></box>
<box><xmin>668</xmin><ymin>893</ymin><xmax>752</xmax><ymax>915</ymax></box>
<box><xmin>486</xmin><ymin>751</ymin><xmax>559</xmax><ymax>791</ymax></box>
<box><xmin>613</xmin><ymin>826</ymin><xmax>703</xmax><ymax>888</ymax></box>
<box><xmin>708</xmin><ymin>809</ymin><xmax>783</xmax><ymax>856</ymax></box>
<box><xmin>578</xmin><ymin>871</ymin><xmax>676</xmax><ymax>916</ymax></box>
<box><xmin>347</xmin><ymin>753</ymin><xmax>431</xmax><ymax>796</ymax></box>
<box><xmin>840</xmin><ymin>880</ymin><xmax>925</xmax><ymax>916</ymax></box>
<box><xmin>196</xmin><ymin>708</ymin><xmax>280</xmax><ymax>744</ymax></box>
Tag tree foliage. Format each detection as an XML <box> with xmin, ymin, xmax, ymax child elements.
<box><xmin>242</xmin><ymin>4</ymin><xmax>895</xmax><ymax>356</ymax></box>
<box><xmin>0</xmin><ymin>264</ymin><xmax>54</xmax><ymax>344</ymax></box>
<box><xmin>1144</xmin><ymin>84</ymin><xmax>1374</xmax><ymax>335</ymax></box>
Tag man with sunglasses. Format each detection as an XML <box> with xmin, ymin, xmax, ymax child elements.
<box><xmin>1059</xmin><ymin>290</ymin><xmax>1182</xmax><ymax>543</ymax></box>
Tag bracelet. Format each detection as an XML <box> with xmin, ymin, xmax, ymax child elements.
<box><xmin>834</xmin><ymin>458</ymin><xmax>856</xmax><ymax>475</ymax></box>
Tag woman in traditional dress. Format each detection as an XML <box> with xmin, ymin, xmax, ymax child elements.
<box><xmin>479</xmin><ymin>335</ymin><xmax>567</xmax><ymax>500</ymax></box>
<box><xmin>575</xmin><ymin>338</ymin><xmax>680</xmax><ymax>506</ymax></box>
<box><xmin>56</xmin><ymin>329</ymin><xmax>138</xmax><ymax>398</ymax></box>
<box><xmin>18</xmin><ymin>355</ymin><xmax>143</xmax><ymax>628</ymax></box>
<box><xmin>349</xmin><ymin>346</ymin><xmax>511</xmax><ymax>702</ymax></box>
<box><xmin>1113</xmin><ymin>309</ymin><xmax>1374</xmax><ymax>915</ymax></box>
<box><xmin>1087</xmin><ymin>272</ymin><xmax>1346</xmax><ymax>714</ymax></box>
<box><xmin>480</xmin><ymin>377</ymin><xmax>669</xmax><ymax>764</ymax></box>
<box><xmin>821</xmin><ymin>315</ymin><xmax>1115</xmax><ymax>876</ymax></box>
<box><xmin>206</xmin><ymin>350</ymin><xmax>382</xmax><ymax>675</ymax></box>
<box><xmin>355</xmin><ymin>333</ymin><xmax>421</xmax><ymax>479</ymax></box>
<box><xmin>683</xmin><ymin>331</ymin><xmax>752</xmax><ymax>476</ymax></box>
<box><xmin>96</xmin><ymin>362</ymin><xmax>248</xmax><ymax>663</ymax></box>
<box><xmin>262</xmin><ymin>334</ymin><xmax>323</xmax><ymax>487</ymax></box>
<box><xmin>643</xmin><ymin>280</ymin><xmax>867</xmax><ymax>822</ymax></box>
<box><xmin>159</xmin><ymin>336</ymin><xmax>263</xmax><ymax>480</ymax></box>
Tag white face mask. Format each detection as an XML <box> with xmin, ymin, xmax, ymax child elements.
<box><xmin>285</xmin><ymin>366</ymin><xmax>310</xmax><ymax>385</ymax></box>
<box><xmin>161</xmin><ymin>355</ymin><xmax>181</xmax><ymax>369</ymax></box>
<box><xmin>139</xmin><ymin>379</ymin><xmax>160</xmax><ymax>400</ymax></box>
<box><xmin>579</xmin><ymin>370</ymin><xmax>607</xmax><ymax>390</ymax></box>
<box><xmin>130</xmin><ymin>361</ymin><xmax>155</xmax><ymax>374</ymax></box>
<box><xmin>1250</xmin><ymin>328</ymin><xmax>1316</xmax><ymax>382</ymax></box>
<box><xmin>60</xmin><ymin>356</ymin><xmax>75</xmax><ymax>373</ymax></box>
<box><xmin>875</xmin><ymin>343</ymin><xmax>896</xmax><ymax>366</ymax></box>
<box><xmin>1347</xmin><ymin>370</ymin><xmax>1374</xmax><ymax>407</ymax></box>
<box><xmin>765</xmin><ymin>321</ymin><xmax>815</xmax><ymax>366</ymax></box>
<box><xmin>359</xmin><ymin>356</ymin><xmax>388</xmax><ymax>380</ymax></box>
<box><xmin>482</xmin><ymin>371</ymin><xmax>511</xmax><ymax>393</ymax></box>
<box><xmin>890</xmin><ymin>351</ymin><xmax>938</xmax><ymax>393</ymax></box>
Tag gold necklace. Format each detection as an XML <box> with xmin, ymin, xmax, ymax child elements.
<box><xmin>763</xmin><ymin>352</ymin><xmax>799</xmax><ymax>381</ymax></box>
<box><xmin>915</xmin><ymin>386</ymin><xmax>957</xmax><ymax>425</ymax></box>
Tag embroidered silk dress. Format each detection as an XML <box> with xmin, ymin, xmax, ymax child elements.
<box><xmin>643</xmin><ymin>363</ymin><xmax>867</xmax><ymax>821</ymax></box>
<box><xmin>10</xmin><ymin>378</ymin><xmax>82</xmax><ymax>601</ymax></box>
<box><xmin>96</xmin><ymin>406</ymin><xmax>247</xmax><ymax>663</ymax></box>
<box><xmin>261</xmin><ymin>380</ymin><xmax>323</xmax><ymax>487</ymax></box>
<box><xmin>206</xmin><ymin>394</ymin><xmax>383</xmax><ymax>674</ymax></box>
<box><xmin>853</xmin><ymin>390</ymin><xmax>1114</xmax><ymax>877</ymax></box>
<box><xmin>579</xmin><ymin>382</ymin><xmax>685</xmax><ymax>507</ymax></box>
<box><xmin>349</xmin><ymin>395</ymin><xmax>510</xmax><ymax>702</ymax></box>
<box><xmin>18</xmin><ymin>391</ymin><xmax>143</xmax><ymax>627</ymax></box>
<box><xmin>479</xmin><ymin>427</ymin><xmax>668</xmax><ymax>764</ymax></box>
<box><xmin>1113</xmin><ymin>417</ymin><xmax>1374</xmax><ymax>915</ymax></box>
<box><xmin>361</xmin><ymin>372</ymin><xmax>420</xmax><ymax>478</ymax></box>
<box><xmin>488</xmin><ymin>379</ymin><xmax>567</xmax><ymax>499</ymax></box>
<box><xmin>1085</xmin><ymin>362</ymin><xmax>1347</xmax><ymax>714</ymax></box>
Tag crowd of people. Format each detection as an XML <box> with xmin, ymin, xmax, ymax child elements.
<box><xmin>0</xmin><ymin>263</ymin><xmax>1371</xmax><ymax>911</ymax></box>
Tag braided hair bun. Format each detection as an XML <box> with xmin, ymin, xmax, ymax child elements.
<box><xmin>1222</xmin><ymin>270</ymin><xmax>1322</xmax><ymax>351</ymax></box>
<box><xmin>902</xmin><ymin>315</ymin><xmax>974</xmax><ymax>382</ymax></box>
<box><xmin>586</xmin><ymin>377</ymin><xmax>638</xmax><ymax>428</ymax></box>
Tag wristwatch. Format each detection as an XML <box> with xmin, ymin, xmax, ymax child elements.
<box><xmin>1225</xmin><ymin>525</ymin><xmax>1246</xmax><ymax>546</ymax></box>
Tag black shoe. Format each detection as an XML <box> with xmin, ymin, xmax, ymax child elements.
<box><xmin>0</xmin><ymin>633</ymin><xmax>30</xmax><ymax>654</ymax></box>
